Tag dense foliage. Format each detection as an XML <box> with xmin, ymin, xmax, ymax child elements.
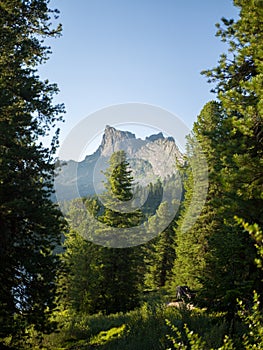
<box><xmin>0</xmin><ymin>0</ymin><xmax>66</xmax><ymax>347</ymax></box>
<box><xmin>61</xmin><ymin>151</ymin><xmax>145</xmax><ymax>315</ymax></box>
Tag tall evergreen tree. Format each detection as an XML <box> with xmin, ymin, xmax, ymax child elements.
<box><xmin>200</xmin><ymin>0</ymin><xmax>263</xmax><ymax>310</ymax></box>
<box><xmin>60</xmin><ymin>154</ymin><xmax>147</xmax><ymax>315</ymax></box>
<box><xmin>144</xmin><ymin>171</ymin><xmax>183</xmax><ymax>290</ymax></box>
<box><xmin>172</xmin><ymin>0</ymin><xmax>263</xmax><ymax>312</ymax></box>
<box><xmin>61</xmin><ymin>230</ymin><xmax>104</xmax><ymax>314</ymax></box>
<box><xmin>59</xmin><ymin>197</ymin><xmax>106</xmax><ymax>315</ymax></box>
<box><xmin>202</xmin><ymin>0</ymin><xmax>263</xmax><ymax>226</ymax></box>
<box><xmin>171</xmin><ymin>101</ymin><xmax>223</xmax><ymax>291</ymax></box>
<box><xmin>96</xmin><ymin>151</ymin><xmax>144</xmax><ymax>314</ymax></box>
<box><xmin>145</xmin><ymin>201</ymin><xmax>177</xmax><ymax>289</ymax></box>
<box><xmin>0</xmin><ymin>0</ymin><xmax>66</xmax><ymax>345</ymax></box>
<box><xmin>172</xmin><ymin>99</ymin><xmax>261</xmax><ymax>312</ymax></box>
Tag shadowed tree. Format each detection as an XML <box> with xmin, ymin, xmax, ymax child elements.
<box><xmin>172</xmin><ymin>0</ymin><xmax>263</xmax><ymax>312</ymax></box>
<box><xmin>200</xmin><ymin>0</ymin><xmax>263</xmax><ymax>311</ymax></box>
<box><xmin>0</xmin><ymin>0</ymin><xmax>66</xmax><ymax>346</ymax></box>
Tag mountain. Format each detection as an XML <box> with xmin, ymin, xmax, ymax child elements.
<box><xmin>54</xmin><ymin>125</ymin><xmax>183</xmax><ymax>201</ymax></box>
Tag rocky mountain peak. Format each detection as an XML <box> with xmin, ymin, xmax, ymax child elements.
<box><xmin>100</xmin><ymin>125</ymin><xmax>141</xmax><ymax>156</ymax></box>
<box><xmin>103</xmin><ymin>125</ymin><xmax>135</xmax><ymax>142</ymax></box>
<box><xmin>145</xmin><ymin>132</ymin><xmax>165</xmax><ymax>142</ymax></box>
<box><xmin>55</xmin><ymin>125</ymin><xmax>184</xmax><ymax>200</ymax></box>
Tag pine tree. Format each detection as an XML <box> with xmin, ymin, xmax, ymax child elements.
<box><xmin>59</xmin><ymin>197</ymin><xmax>106</xmax><ymax>314</ymax></box>
<box><xmin>0</xmin><ymin>0</ymin><xmax>66</xmax><ymax>345</ymax></box>
<box><xmin>142</xmin><ymin>179</ymin><xmax>163</xmax><ymax>216</ymax></box>
<box><xmin>171</xmin><ymin>0</ymin><xmax>263</xmax><ymax>312</ymax></box>
<box><xmin>60</xmin><ymin>154</ymin><xmax>146</xmax><ymax>315</ymax></box>
<box><xmin>171</xmin><ymin>102</ymin><xmax>222</xmax><ymax>291</ymax></box>
<box><xmin>96</xmin><ymin>151</ymin><xmax>144</xmax><ymax>314</ymax></box>
<box><xmin>145</xmin><ymin>201</ymin><xmax>177</xmax><ymax>289</ymax></box>
<box><xmin>199</xmin><ymin>0</ymin><xmax>263</xmax><ymax>310</ymax></box>
<box><xmin>172</xmin><ymin>0</ymin><xmax>263</xmax><ymax>312</ymax></box>
<box><xmin>61</xmin><ymin>229</ymin><xmax>104</xmax><ymax>314</ymax></box>
<box><xmin>171</xmin><ymin>100</ymin><xmax>261</xmax><ymax>313</ymax></box>
<box><xmin>202</xmin><ymin>0</ymin><xmax>263</xmax><ymax>226</ymax></box>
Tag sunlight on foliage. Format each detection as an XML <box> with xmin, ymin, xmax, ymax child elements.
<box><xmin>89</xmin><ymin>324</ymin><xmax>127</xmax><ymax>346</ymax></box>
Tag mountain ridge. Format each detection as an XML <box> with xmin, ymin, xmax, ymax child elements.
<box><xmin>54</xmin><ymin>126</ymin><xmax>183</xmax><ymax>201</ymax></box>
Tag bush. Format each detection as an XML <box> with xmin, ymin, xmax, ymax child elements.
<box><xmin>165</xmin><ymin>292</ymin><xmax>263</xmax><ymax>350</ymax></box>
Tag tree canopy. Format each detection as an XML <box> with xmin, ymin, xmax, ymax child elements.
<box><xmin>0</xmin><ymin>0</ymin><xmax>66</xmax><ymax>346</ymax></box>
<box><xmin>173</xmin><ymin>0</ymin><xmax>263</xmax><ymax>312</ymax></box>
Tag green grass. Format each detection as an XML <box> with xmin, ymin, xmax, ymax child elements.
<box><xmin>39</xmin><ymin>290</ymin><xmax>236</xmax><ymax>350</ymax></box>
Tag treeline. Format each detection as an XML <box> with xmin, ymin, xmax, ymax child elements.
<box><xmin>60</xmin><ymin>167</ymin><xmax>180</xmax><ymax>315</ymax></box>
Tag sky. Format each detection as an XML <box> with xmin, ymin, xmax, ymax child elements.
<box><xmin>39</xmin><ymin>0</ymin><xmax>239</xmax><ymax>160</ymax></box>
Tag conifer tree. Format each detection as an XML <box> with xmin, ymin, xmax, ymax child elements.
<box><xmin>171</xmin><ymin>101</ymin><xmax>223</xmax><ymax>291</ymax></box>
<box><xmin>60</xmin><ymin>154</ymin><xmax>145</xmax><ymax>315</ymax></box>
<box><xmin>202</xmin><ymin>0</ymin><xmax>263</xmax><ymax>226</ymax></box>
<box><xmin>59</xmin><ymin>198</ymin><xmax>104</xmax><ymax>314</ymax></box>
<box><xmin>172</xmin><ymin>0</ymin><xmax>263</xmax><ymax>311</ymax></box>
<box><xmin>200</xmin><ymin>0</ymin><xmax>263</xmax><ymax>310</ymax></box>
<box><xmin>145</xmin><ymin>202</ymin><xmax>177</xmax><ymax>289</ymax></box>
<box><xmin>173</xmin><ymin>100</ymin><xmax>261</xmax><ymax>312</ymax></box>
<box><xmin>0</xmin><ymin>0</ymin><xmax>66</xmax><ymax>345</ymax></box>
<box><xmin>60</xmin><ymin>229</ymin><xmax>104</xmax><ymax>314</ymax></box>
<box><xmin>96</xmin><ymin>151</ymin><xmax>144</xmax><ymax>314</ymax></box>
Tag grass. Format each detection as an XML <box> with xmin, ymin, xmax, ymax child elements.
<box><xmin>39</xmin><ymin>289</ymin><xmax>236</xmax><ymax>350</ymax></box>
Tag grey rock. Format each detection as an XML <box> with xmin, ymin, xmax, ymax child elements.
<box><xmin>54</xmin><ymin>126</ymin><xmax>183</xmax><ymax>201</ymax></box>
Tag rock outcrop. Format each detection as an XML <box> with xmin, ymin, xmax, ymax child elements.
<box><xmin>54</xmin><ymin>125</ymin><xmax>183</xmax><ymax>201</ymax></box>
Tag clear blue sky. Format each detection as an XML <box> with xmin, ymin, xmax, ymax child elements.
<box><xmin>40</xmin><ymin>0</ymin><xmax>239</xmax><ymax>159</ymax></box>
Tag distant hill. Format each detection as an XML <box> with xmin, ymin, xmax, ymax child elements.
<box><xmin>54</xmin><ymin>125</ymin><xmax>183</xmax><ymax>201</ymax></box>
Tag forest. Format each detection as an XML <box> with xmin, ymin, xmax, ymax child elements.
<box><xmin>0</xmin><ymin>0</ymin><xmax>262</xmax><ymax>349</ymax></box>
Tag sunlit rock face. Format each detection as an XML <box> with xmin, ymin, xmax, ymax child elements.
<box><xmin>54</xmin><ymin>125</ymin><xmax>183</xmax><ymax>201</ymax></box>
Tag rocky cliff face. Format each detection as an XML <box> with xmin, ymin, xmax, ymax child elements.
<box><xmin>54</xmin><ymin>125</ymin><xmax>183</xmax><ymax>201</ymax></box>
<box><xmin>99</xmin><ymin>125</ymin><xmax>145</xmax><ymax>156</ymax></box>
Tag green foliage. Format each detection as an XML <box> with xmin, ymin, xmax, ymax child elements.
<box><xmin>199</xmin><ymin>0</ymin><xmax>263</xmax><ymax>311</ymax></box>
<box><xmin>140</xmin><ymin>179</ymin><xmax>163</xmax><ymax>216</ymax></box>
<box><xmin>103</xmin><ymin>151</ymin><xmax>134</xmax><ymax>202</ymax></box>
<box><xmin>166</xmin><ymin>203</ymin><xmax>263</xmax><ymax>349</ymax></box>
<box><xmin>238</xmin><ymin>292</ymin><xmax>263</xmax><ymax>349</ymax></box>
<box><xmin>94</xmin><ymin>151</ymin><xmax>145</xmax><ymax>314</ymax></box>
<box><xmin>236</xmin><ymin>218</ymin><xmax>263</xmax><ymax>269</ymax></box>
<box><xmin>41</xmin><ymin>296</ymin><xmax>238</xmax><ymax>350</ymax></box>
<box><xmin>89</xmin><ymin>324</ymin><xmax>126</xmax><ymax>346</ymax></box>
<box><xmin>97</xmin><ymin>150</ymin><xmax>144</xmax><ymax>246</ymax></box>
<box><xmin>173</xmin><ymin>0</ymin><xmax>263</xmax><ymax>313</ymax></box>
<box><xmin>202</xmin><ymin>0</ymin><xmax>263</xmax><ymax>225</ymax></box>
<box><xmin>59</xmin><ymin>228</ymin><xmax>104</xmax><ymax>314</ymax></box>
<box><xmin>166</xmin><ymin>320</ymin><xmax>207</xmax><ymax>350</ymax></box>
<box><xmin>0</xmin><ymin>0</ymin><xmax>66</xmax><ymax>346</ymax></box>
<box><xmin>41</xmin><ymin>292</ymin><xmax>182</xmax><ymax>350</ymax></box>
<box><xmin>60</xmin><ymin>152</ymin><xmax>145</xmax><ymax>315</ymax></box>
<box><xmin>171</xmin><ymin>101</ymin><xmax>224</xmax><ymax>292</ymax></box>
<box><xmin>145</xmin><ymin>201</ymin><xmax>177</xmax><ymax>289</ymax></box>
<box><xmin>165</xmin><ymin>292</ymin><xmax>263</xmax><ymax>350</ymax></box>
